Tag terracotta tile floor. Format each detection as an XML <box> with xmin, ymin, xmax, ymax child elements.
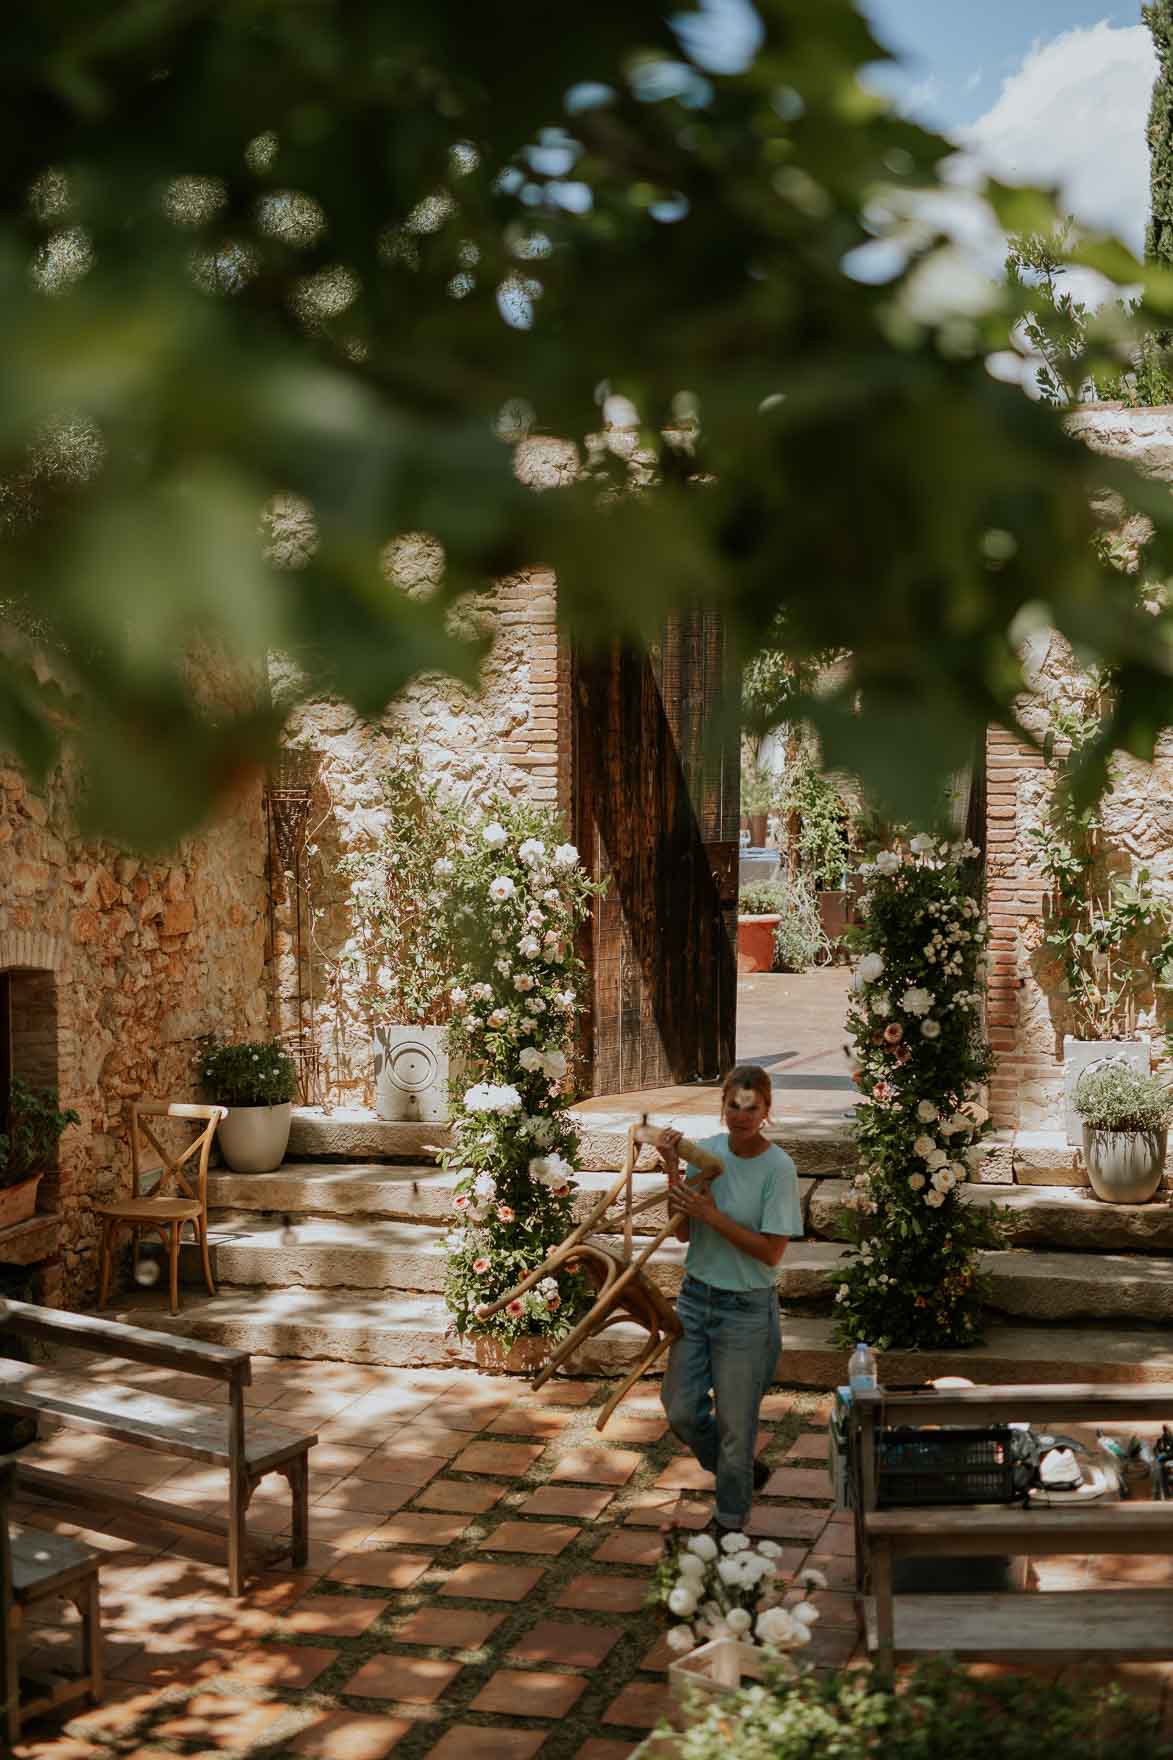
<box><xmin>11</xmin><ymin>1353</ymin><xmax>1171</xmax><ymax>1760</ymax></box>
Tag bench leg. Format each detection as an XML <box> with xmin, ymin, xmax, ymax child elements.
<box><xmin>872</xmin><ymin>1540</ymin><xmax>894</xmax><ymax>1674</ymax></box>
<box><xmin>4</xmin><ymin>1607</ymin><xmax>20</xmax><ymax>1744</ymax></box>
<box><xmin>285</xmin><ymin>1455</ymin><xmax>310</xmax><ymax>1570</ymax></box>
<box><xmin>98</xmin><ymin>1219</ymin><xmax>115</xmax><ymax>1309</ymax></box>
<box><xmin>168</xmin><ymin>1222</ymin><xmax>181</xmax><ymax>1317</ymax></box>
<box><xmin>82</xmin><ymin>1572</ymin><xmax>103</xmax><ymax>1706</ymax></box>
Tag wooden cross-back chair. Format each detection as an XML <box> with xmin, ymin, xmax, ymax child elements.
<box><xmin>475</xmin><ymin>1120</ymin><xmax>723</xmax><ymax>1433</ymax></box>
<box><xmin>96</xmin><ymin>1102</ymin><xmax>227</xmax><ymax>1317</ymax></box>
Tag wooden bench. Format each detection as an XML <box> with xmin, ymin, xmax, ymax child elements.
<box><xmin>2</xmin><ymin>1453</ymin><xmax>103</xmax><ymax>1743</ymax></box>
<box><xmin>851</xmin><ymin>1382</ymin><xmax>1173</xmax><ymax>1670</ymax></box>
<box><xmin>0</xmin><ymin>1298</ymin><xmax>316</xmax><ymax>1597</ymax></box>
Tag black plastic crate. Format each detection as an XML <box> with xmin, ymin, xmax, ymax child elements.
<box><xmin>876</xmin><ymin>1424</ymin><xmax>1018</xmax><ymax>1507</ymax></box>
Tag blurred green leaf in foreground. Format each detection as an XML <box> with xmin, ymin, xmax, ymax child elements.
<box><xmin>3</xmin><ymin>0</ymin><xmax>1173</xmax><ymax>843</ymax></box>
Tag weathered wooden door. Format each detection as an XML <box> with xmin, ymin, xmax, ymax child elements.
<box><xmin>572</xmin><ymin>613</ymin><xmax>739</xmax><ymax>1095</ymax></box>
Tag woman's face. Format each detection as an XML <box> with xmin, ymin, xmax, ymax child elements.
<box><xmin>723</xmin><ymin>1084</ymin><xmax>769</xmax><ymax>1140</ymax></box>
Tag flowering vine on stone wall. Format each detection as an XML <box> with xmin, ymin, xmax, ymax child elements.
<box><xmin>441</xmin><ymin>799</ymin><xmax>604</xmax><ymax>1348</ymax></box>
<box><xmin>831</xmin><ymin>836</ymin><xmax>1004</xmax><ymax>1351</ymax></box>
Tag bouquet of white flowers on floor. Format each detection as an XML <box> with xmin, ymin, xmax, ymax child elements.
<box><xmin>651</xmin><ymin>1528</ymin><xmax>825</xmax><ymax>1655</ymax></box>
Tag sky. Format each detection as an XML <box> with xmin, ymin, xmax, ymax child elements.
<box><xmin>860</xmin><ymin>3</ymin><xmax>1156</xmax><ymax>252</ymax></box>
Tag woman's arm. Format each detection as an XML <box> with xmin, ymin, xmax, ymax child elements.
<box><xmin>669</xmin><ymin>1181</ymin><xmax>788</xmax><ymax>1268</ymax></box>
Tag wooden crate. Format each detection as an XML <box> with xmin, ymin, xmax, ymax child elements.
<box><xmin>669</xmin><ymin>1636</ymin><xmax>793</xmax><ymax>1706</ymax></box>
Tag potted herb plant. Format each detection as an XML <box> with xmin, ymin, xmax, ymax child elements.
<box><xmin>198</xmin><ymin>1039</ymin><xmax>297</xmax><ymax>1173</ymax></box>
<box><xmin>737</xmin><ymin>880</ymin><xmax>785</xmax><ymax>974</ymax></box>
<box><xmin>740</xmin><ymin>760</ymin><xmax>776</xmax><ymax>850</ymax></box>
<box><xmin>1074</xmin><ymin>1059</ymin><xmax>1173</xmax><ymax>1204</ymax></box>
<box><xmin>337</xmin><ymin>756</ymin><xmax>471</xmax><ymax>1122</ymax></box>
<box><xmin>0</xmin><ymin>1079</ymin><xmax>80</xmax><ymax>1229</ymax></box>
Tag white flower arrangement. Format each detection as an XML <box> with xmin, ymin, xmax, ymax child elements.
<box><xmin>489</xmin><ymin>875</ymin><xmax>516</xmax><ymax>902</ymax></box>
<box><xmin>654</xmin><ymin>1531</ymin><xmax>822</xmax><ymax>1656</ymax></box>
<box><xmin>462</xmin><ymin>1082</ymin><xmax>523</xmax><ymax>1114</ymax></box>
<box><xmin>482</xmin><ymin>822</ymin><xmax>508</xmax><ymax>848</ymax></box>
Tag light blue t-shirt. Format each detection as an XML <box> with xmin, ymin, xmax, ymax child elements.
<box><xmin>682</xmin><ymin>1133</ymin><xmax>804</xmax><ymax>1292</ymax></box>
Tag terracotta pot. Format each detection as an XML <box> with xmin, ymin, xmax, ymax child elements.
<box><xmin>0</xmin><ymin>1174</ymin><xmax>43</xmax><ymax>1231</ymax></box>
<box><xmin>737</xmin><ymin>913</ymin><xmax>780</xmax><ymax>974</ymax></box>
<box><xmin>217</xmin><ymin>1103</ymin><xmax>292</xmax><ymax>1174</ymax></box>
<box><xmin>473</xmin><ymin>1334</ymin><xmax>552</xmax><ymax>1375</ymax></box>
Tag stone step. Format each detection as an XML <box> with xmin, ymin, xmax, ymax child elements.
<box><xmin>809</xmin><ymin>1179</ymin><xmax>1173</xmax><ymax>1253</ymax></box>
<box><xmin>780</xmin><ymin>1239</ymin><xmax>1173</xmax><ymax>1324</ymax></box>
<box><xmin>109</xmin><ymin>1287</ymin><xmax>1173</xmax><ymax>1387</ymax></box>
<box><xmin>286</xmin><ymin>1107</ymin><xmax>857</xmax><ymax>1177</ymax></box>
<box><xmin>206</xmin><ymin>1163</ymin><xmax>816</xmax><ymax>1233</ymax></box>
<box><xmin>111</xmin><ymin>1287</ymin><xmax>652</xmax><ymax>1374</ymax></box>
<box><xmin>186</xmin><ymin>1214</ymin><xmax>696</xmax><ymax>1296</ymax></box>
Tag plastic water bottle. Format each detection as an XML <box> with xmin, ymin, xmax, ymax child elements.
<box><xmin>848</xmin><ymin>1341</ymin><xmax>877</xmax><ymax>1392</ymax></box>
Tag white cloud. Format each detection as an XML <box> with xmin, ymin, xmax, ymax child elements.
<box><xmin>962</xmin><ymin>21</ymin><xmax>1155</xmax><ymax>254</ymax></box>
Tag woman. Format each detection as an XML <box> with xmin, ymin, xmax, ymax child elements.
<box><xmin>655</xmin><ymin>1063</ymin><xmax>803</xmax><ymax>1533</ymax></box>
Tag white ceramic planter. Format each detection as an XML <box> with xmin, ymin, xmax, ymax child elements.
<box><xmin>1082</xmin><ymin>1124</ymin><xmax>1167</xmax><ymax>1205</ymax></box>
<box><xmin>217</xmin><ymin>1103</ymin><xmax>292</xmax><ymax>1174</ymax></box>
<box><xmin>1062</xmin><ymin>1037</ymin><xmax>1150</xmax><ymax>1147</ymax></box>
<box><xmin>373</xmin><ymin>1024</ymin><xmax>452</xmax><ymax>1123</ymax></box>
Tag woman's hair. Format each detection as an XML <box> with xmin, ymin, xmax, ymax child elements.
<box><xmin>720</xmin><ymin>1064</ymin><xmax>773</xmax><ymax>1112</ymax></box>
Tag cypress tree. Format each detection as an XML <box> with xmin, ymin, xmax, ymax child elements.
<box><xmin>1145</xmin><ymin>1</ymin><xmax>1173</xmax><ymax>265</ymax></box>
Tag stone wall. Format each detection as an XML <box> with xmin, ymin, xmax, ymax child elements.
<box><xmin>277</xmin><ymin>566</ymin><xmax>566</xmax><ymax>1107</ymax></box>
<box><xmin>0</xmin><ymin>753</ymin><xmax>270</xmax><ymax>1303</ymax></box>
<box><xmin>986</xmin><ymin>404</ymin><xmax>1173</xmax><ymax>1130</ymax></box>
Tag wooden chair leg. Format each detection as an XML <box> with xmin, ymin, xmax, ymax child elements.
<box><xmin>168</xmin><ymin>1222</ymin><xmax>180</xmax><ymax>1316</ymax></box>
<box><xmin>98</xmin><ymin>1219</ymin><xmax>115</xmax><ymax>1309</ymax></box>
<box><xmin>81</xmin><ymin>1573</ymin><xmax>102</xmax><ymax>1705</ymax></box>
<box><xmin>198</xmin><ymin>1214</ymin><xmax>217</xmax><ymax>1297</ymax></box>
<box><xmin>4</xmin><ymin>1604</ymin><xmax>20</xmax><ymax>1744</ymax></box>
<box><xmin>286</xmin><ymin>1454</ymin><xmax>309</xmax><ymax>1569</ymax></box>
<box><xmin>595</xmin><ymin>1331</ymin><xmax>674</xmax><ymax>1433</ymax></box>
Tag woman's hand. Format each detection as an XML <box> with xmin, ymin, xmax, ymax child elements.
<box><xmin>654</xmin><ymin>1126</ymin><xmax>684</xmax><ymax>1174</ymax></box>
<box><xmin>667</xmin><ymin>1175</ymin><xmax>718</xmax><ymax>1226</ymax></box>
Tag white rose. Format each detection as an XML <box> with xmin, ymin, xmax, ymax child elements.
<box><xmin>518</xmin><ymin>838</ymin><xmax>546</xmax><ymax>866</ymax></box>
<box><xmin>488</xmin><ymin>1008</ymin><xmax>509</xmax><ymax>1028</ymax></box>
<box><xmin>726</xmin><ymin>1608</ymin><xmax>752</xmax><ymax>1635</ymax></box>
<box><xmin>450</xmin><ymin>986</ymin><xmax>468</xmax><ymax>1006</ymax></box>
<box><xmin>721</xmin><ymin>1531</ymin><xmax>751</xmax><ymax>1554</ymax></box>
<box><xmin>472</xmin><ymin>1171</ymin><xmax>497</xmax><ymax>1199</ymax></box>
<box><xmin>857</xmin><ymin>952</ymin><xmax>885</xmax><ymax>983</ymax></box>
<box><xmin>519</xmin><ymin>1047</ymin><xmax>543</xmax><ymax>1072</ymax></box>
<box><xmin>489</xmin><ymin>876</ymin><xmax>515</xmax><ymax>902</ymax></box>
<box><xmin>874</xmin><ymin>850</ymin><xmax>901</xmax><ymax>874</ymax></box>
<box><xmin>687</xmin><ymin>1534</ymin><xmax>718</xmax><ymax>1561</ymax></box>
<box><xmin>756</xmin><ymin>1540</ymin><xmax>782</xmax><ymax>1559</ymax></box>
<box><xmin>552</xmin><ymin>843</ymin><xmax>579</xmax><ymax>868</ymax></box>
<box><xmin>540</xmin><ymin>1048</ymin><xmax>568</xmax><ymax>1080</ymax></box>
<box><xmin>514</xmin><ymin>973</ymin><xmax>536</xmax><ymax>993</ymax></box>
<box><xmin>913</xmin><ymin>1135</ymin><xmax>935</xmax><ymax>1158</ymax></box>
<box><xmin>677</xmin><ymin>1553</ymin><xmax>706</xmax><ymax>1580</ymax></box>
<box><xmin>925</xmin><ymin>1187</ymin><xmax>946</xmax><ymax>1207</ymax></box>
<box><xmin>755</xmin><ymin>1606</ymin><xmax>801</xmax><ymax>1647</ymax></box>
<box><xmin>666</xmin><ymin>1625</ymin><xmax>696</xmax><ymax>1654</ymax></box>
<box><xmin>792</xmin><ymin>1602</ymin><xmax>820</xmax><ymax>1627</ymax></box>
<box><xmin>932</xmin><ymin>1168</ymin><xmax>955</xmax><ymax>1193</ymax></box>
<box><xmin>909</xmin><ymin>833</ymin><xmax>935</xmax><ymax>854</ymax></box>
<box><xmin>900</xmin><ymin>986</ymin><xmax>933</xmax><ymax>1016</ymax></box>
<box><xmin>519</xmin><ymin>934</ymin><xmax>541</xmax><ymax>957</ymax></box>
<box><xmin>920</xmin><ymin>1018</ymin><xmax>941</xmax><ymax>1039</ymax></box>
<box><xmin>916</xmin><ymin>1100</ymin><xmax>939</xmax><ymax>1122</ymax></box>
<box><xmin>871</xmin><ymin>993</ymin><xmax>892</xmax><ymax>1017</ymax></box>
<box><xmin>482</xmin><ymin>822</ymin><xmax>508</xmax><ymax>848</ymax></box>
<box><xmin>925</xmin><ymin>1149</ymin><xmax>947</xmax><ymax>1169</ymax></box>
<box><xmin>908</xmin><ymin>1172</ymin><xmax>926</xmax><ymax>1191</ymax></box>
<box><xmin>668</xmin><ymin>1586</ymin><xmax>698</xmax><ymax>1617</ymax></box>
<box><xmin>716</xmin><ymin>1557</ymin><xmax>744</xmax><ymax>1585</ymax></box>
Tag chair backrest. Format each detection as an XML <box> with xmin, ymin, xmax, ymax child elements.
<box><xmin>129</xmin><ymin>1101</ymin><xmax>227</xmax><ymax>1207</ymax></box>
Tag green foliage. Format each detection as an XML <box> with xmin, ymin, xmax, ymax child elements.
<box><xmin>738</xmin><ymin>880</ymin><xmax>787</xmax><ymax>915</ymax></box>
<box><xmin>740</xmin><ymin>760</ymin><xmax>777</xmax><ymax>817</ymax></box>
<box><xmin>832</xmin><ymin>839</ymin><xmax>1002</xmax><ymax>1352</ymax></box>
<box><xmin>1147</xmin><ymin>2</ymin><xmax>1173</xmax><ymax>270</ymax></box>
<box><xmin>1028</xmin><ymin>686</ymin><xmax>1173</xmax><ymax>1041</ymax></box>
<box><xmin>662</xmin><ymin>1656</ymin><xmax>1172</xmax><ymax>1760</ymax></box>
<box><xmin>7</xmin><ymin>6</ymin><xmax>1173</xmax><ymax>842</ymax></box>
<box><xmin>1075</xmin><ymin>1061</ymin><xmax>1173</xmax><ymax>1131</ymax></box>
<box><xmin>441</xmin><ymin>797</ymin><xmax>604</xmax><ymax>1347</ymax></box>
<box><xmin>197</xmin><ymin>1039</ymin><xmax>297</xmax><ymax>1108</ymax></box>
<box><xmin>0</xmin><ymin>1078</ymin><xmax>80</xmax><ymax>1188</ymax></box>
<box><xmin>779</xmin><ymin>759</ymin><xmax>850</xmax><ymax>890</ymax></box>
<box><xmin>1006</xmin><ymin>222</ymin><xmax>1173</xmax><ymax>407</ymax></box>
<box><xmin>772</xmin><ymin>875</ymin><xmax>831</xmax><ymax>973</ymax></box>
<box><xmin>337</xmin><ymin>754</ymin><xmax>472</xmax><ymax>1026</ymax></box>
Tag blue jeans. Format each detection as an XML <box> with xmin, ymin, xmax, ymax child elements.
<box><xmin>661</xmin><ymin>1273</ymin><xmax>781</xmax><ymax>1529</ymax></box>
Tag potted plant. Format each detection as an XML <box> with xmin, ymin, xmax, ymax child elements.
<box><xmin>736</xmin><ymin>880</ymin><xmax>785</xmax><ymax>974</ymax></box>
<box><xmin>778</xmin><ymin>757</ymin><xmax>851</xmax><ymax>942</ymax></box>
<box><xmin>198</xmin><ymin>1039</ymin><xmax>297</xmax><ymax>1173</ymax></box>
<box><xmin>740</xmin><ymin>760</ymin><xmax>776</xmax><ymax>850</ymax></box>
<box><xmin>0</xmin><ymin>1079</ymin><xmax>80</xmax><ymax>1229</ymax></box>
<box><xmin>1074</xmin><ymin>1059</ymin><xmax>1173</xmax><ymax>1204</ymax></box>
<box><xmin>337</xmin><ymin>756</ymin><xmax>471</xmax><ymax>1122</ymax></box>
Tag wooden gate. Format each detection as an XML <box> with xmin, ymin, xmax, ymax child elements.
<box><xmin>571</xmin><ymin>613</ymin><xmax>739</xmax><ymax>1095</ymax></box>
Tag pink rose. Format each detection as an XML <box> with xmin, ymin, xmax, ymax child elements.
<box><xmin>497</xmin><ymin>1204</ymin><xmax>516</xmax><ymax>1222</ymax></box>
<box><xmin>507</xmin><ymin>1298</ymin><xmax>525</xmax><ymax>1316</ymax></box>
<box><xmin>546</xmin><ymin>1294</ymin><xmax>561</xmax><ymax>1311</ymax></box>
<box><xmin>453</xmin><ymin>1195</ymin><xmax>470</xmax><ymax>1210</ymax></box>
<box><xmin>883</xmin><ymin>1022</ymin><xmax>903</xmax><ymax>1044</ymax></box>
<box><xmin>473</xmin><ymin>1257</ymin><xmax>491</xmax><ymax>1274</ymax></box>
<box><xmin>552</xmin><ymin>1184</ymin><xmax>570</xmax><ymax>1198</ymax></box>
